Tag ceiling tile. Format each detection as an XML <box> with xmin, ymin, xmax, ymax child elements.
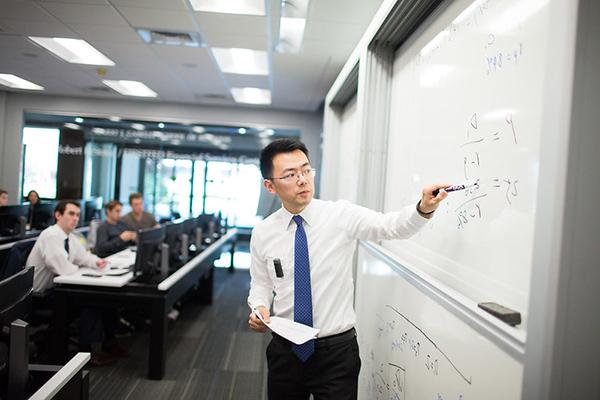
<box><xmin>195</xmin><ymin>13</ymin><xmax>267</xmax><ymax>38</ymax></box>
<box><xmin>109</xmin><ymin>0</ymin><xmax>188</xmax><ymax>10</ymax></box>
<box><xmin>67</xmin><ymin>23</ymin><xmax>143</xmax><ymax>44</ymax></box>
<box><xmin>0</xmin><ymin>19</ymin><xmax>76</xmax><ymax>38</ymax></box>
<box><xmin>151</xmin><ymin>45</ymin><xmax>213</xmax><ymax>65</ymax></box>
<box><xmin>40</xmin><ymin>2</ymin><xmax>129</xmax><ymax>26</ymax></box>
<box><xmin>309</xmin><ymin>0</ymin><xmax>383</xmax><ymax>24</ymax></box>
<box><xmin>92</xmin><ymin>41</ymin><xmax>157</xmax><ymax>67</ymax></box>
<box><xmin>117</xmin><ymin>7</ymin><xmax>197</xmax><ymax>31</ymax></box>
<box><xmin>225</xmin><ymin>74</ymin><xmax>270</xmax><ymax>89</ymax></box>
<box><xmin>202</xmin><ymin>34</ymin><xmax>267</xmax><ymax>51</ymax></box>
<box><xmin>303</xmin><ymin>19</ymin><xmax>364</xmax><ymax>43</ymax></box>
<box><xmin>39</xmin><ymin>0</ymin><xmax>110</xmax><ymax>5</ymax></box>
<box><xmin>1</xmin><ymin>1</ymin><xmax>58</xmax><ymax>22</ymax></box>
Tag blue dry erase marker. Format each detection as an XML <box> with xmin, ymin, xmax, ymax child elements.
<box><xmin>433</xmin><ymin>181</ymin><xmax>480</xmax><ymax>196</ymax></box>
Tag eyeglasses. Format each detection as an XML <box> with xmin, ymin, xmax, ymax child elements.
<box><xmin>267</xmin><ymin>168</ymin><xmax>316</xmax><ymax>183</ymax></box>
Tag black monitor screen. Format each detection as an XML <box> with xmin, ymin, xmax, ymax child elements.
<box><xmin>31</xmin><ymin>202</ymin><xmax>56</xmax><ymax>230</ymax></box>
<box><xmin>181</xmin><ymin>218</ymin><xmax>196</xmax><ymax>237</ymax></box>
<box><xmin>0</xmin><ymin>205</ymin><xmax>28</xmax><ymax>236</ymax></box>
<box><xmin>84</xmin><ymin>198</ymin><xmax>103</xmax><ymax>225</ymax></box>
<box><xmin>164</xmin><ymin>221</ymin><xmax>183</xmax><ymax>262</ymax></box>
<box><xmin>134</xmin><ymin>226</ymin><xmax>165</xmax><ymax>278</ymax></box>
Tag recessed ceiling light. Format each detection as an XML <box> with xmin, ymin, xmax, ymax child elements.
<box><xmin>189</xmin><ymin>0</ymin><xmax>265</xmax><ymax>16</ymax></box>
<box><xmin>158</xmin><ymin>122</ymin><xmax>165</xmax><ymax>128</ymax></box>
<box><xmin>230</xmin><ymin>87</ymin><xmax>271</xmax><ymax>105</ymax></box>
<box><xmin>238</xmin><ymin>127</ymin><xmax>247</xmax><ymax>134</ymax></box>
<box><xmin>0</xmin><ymin>74</ymin><xmax>44</xmax><ymax>90</ymax></box>
<box><xmin>131</xmin><ymin>123</ymin><xmax>145</xmax><ymax>131</ymax></box>
<box><xmin>75</xmin><ymin>117</ymin><xmax>84</xmax><ymax>123</ymax></box>
<box><xmin>211</xmin><ymin>48</ymin><xmax>268</xmax><ymax>75</ymax></box>
<box><xmin>276</xmin><ymin>17</ymin><xmax>306</xmax><ymax>53</ymax></box>
<box><xmin>102</xmin><ymin>80</ymin><xmax>158</xmax><ymax>97</ymax></box>
<box><xmin>29</xmin><ymin>37</ymin><xmax>115</xmax><ymax>66</ymax></box>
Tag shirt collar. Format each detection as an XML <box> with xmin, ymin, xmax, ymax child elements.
<box><xmin>52</xmin><ymin>224</ymin><xmax>69</xmax><ymax>240</ymax></box>
<box><xmin>279</xmin><ymin>199</ymin><xmax>317</xmax><ymax>231</ymax></box>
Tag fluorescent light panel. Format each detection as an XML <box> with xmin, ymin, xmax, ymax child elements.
<box><xmin>211</xmin><ymin>48</ymin><xmax>269</xmax><ymax>75</ymax></box>
<box><xmin>0</xmin><ymin>74</ymin><xmax>44</xmax><ymax>90</ymax></box>
<box><xmin>230</xmin><ymin>87</ymin><xmax>271</xmax><ymax>105</ymax></box>
<box><xmin>103</xmin><ymin>80</ymin><xmax>158</xmax><ymax>97</ymax></box>
<box><xmin>29</xmin><ymin>37</ymin><xmax>114</xmax><ymax>66</ymax></box>
<box><xmin>189</xmin><ymin>0</ymin><xmax>265</xmax><ymax>16</ymax></box>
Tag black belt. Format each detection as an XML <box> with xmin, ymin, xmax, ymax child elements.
<box><xmin>272</xmin><ymin>328</ymin><xmax>356</xmax><ymax>349</ymax></box>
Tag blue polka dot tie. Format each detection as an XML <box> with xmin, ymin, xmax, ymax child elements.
<box><xmin>292</xmin><ymin>215</ymin><xmax>314</xmax><ymax>362</ymax></box>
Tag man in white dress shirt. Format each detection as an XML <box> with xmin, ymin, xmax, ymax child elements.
<box><xmin>28</xmin><ymin>201</ymin><xmax>106</xmax><ymax>292</ymax></box>
<box><xmin>248</xmin><ymin>139</ymin><xmax>448</xmax><ymax>399</ymax></box>
<box><xmin>27</xmin><ymin>200</ymin><xmax>125</xmax><ymax>366</ymax></box>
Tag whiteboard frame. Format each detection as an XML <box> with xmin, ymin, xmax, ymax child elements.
<box><xmin>360</xmin><ymin>240</ymin><xmax>526</xmax><ymax>362</ymax></box>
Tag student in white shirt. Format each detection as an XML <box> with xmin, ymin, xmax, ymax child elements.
<box><xmin>27</xmin><ymin>201</ymin><xmax>125</xmax><ymax>366</ymax></box>
<box><xmin>247</xmin><ymin>139</ymin><xmax>448</xmax><ymax>400</ymax></box>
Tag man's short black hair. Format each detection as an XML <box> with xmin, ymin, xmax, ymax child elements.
<box><xmin>54</xmin><ymin>200</ymin><xmax>80</xmax><ymax>216</ymax></box>
<box><xmin>259</xmin><ymin>138</ymin><xmax>309</xmax><ymax>179</ymax></box>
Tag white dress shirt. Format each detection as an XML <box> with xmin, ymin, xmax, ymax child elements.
<box><xmin>248</xmin><ymin>198</ymin><xmax>429</xmax><ymax>338</ymax></box>
<box><xmin>27</xmin><ymin>224</ymin><xmax>99</xmax><ymax>292</ymax></box>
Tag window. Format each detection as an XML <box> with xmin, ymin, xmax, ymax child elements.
<box><xmin>22</xmin><ymin>127</ymin><xmax>60</xmax><ymax>199</ymax></box>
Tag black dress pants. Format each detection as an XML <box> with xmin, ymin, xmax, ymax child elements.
<box><xmin>267</xmin><ymin>329</ymin><xmax>361</xmax><ymax>400</ymax></box>
<box><xmin>78</xmin><ymin>307</ymin><xmax>117</xmax><ymax>349</ymax></box>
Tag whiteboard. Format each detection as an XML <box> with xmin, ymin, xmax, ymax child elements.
<box><xmin>383</xmin><ymin>0</ymin><xmax>553</xmax><ymax>319</ymax></box>
<box><xmin>336</xmin><ymin>95</ymin><xmax>361</xmax><ymax>202</ymax></box>
<box><xmin>355</xmin><ymin>243</ymin><xmax>523</xmax><ymax>400</ymax></box>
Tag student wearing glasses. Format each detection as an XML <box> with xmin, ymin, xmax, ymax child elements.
<box><xmin>247</xmin><ymin>138</ymin><xmax>448</xmax><ymax>400</ymax></box>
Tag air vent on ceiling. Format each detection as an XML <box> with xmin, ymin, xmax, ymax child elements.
<box><xmin>137</xmin><ymin>28</ymin><xmax>203</xmax><ymax>47</ymax></box>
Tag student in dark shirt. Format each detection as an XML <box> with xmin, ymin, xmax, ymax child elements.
<box><xmin>25</xmin><ymin>190</ymin><xmax>40</xmax><ymax>226</ymax></box>
<box><xmin>95</xmin><ymin>200</ymin><xmax>137</xmax><ymax>258</ymax></box>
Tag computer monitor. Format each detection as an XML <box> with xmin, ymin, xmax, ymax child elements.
<box><xmin>133</xmin><ymin>226</ymin><xmax>166</xmax><ymax>279</ymax></box>
<box><xmin>164</xmin><ymin>220</ymin><xmax>184</xmax><ymax>266</ymax></box>
<box><xmin>30</xmin><ymin>201</ymin><xmax>56</xmax><ymax>230</ymax></box>
<box><xmin>196</xmin><ymin>214</ymin><xmax>220</xmax><ymax>243</ymax></box>
<box><xmin>83</xmin><ymin>197</ymin><xmax>103</xmax><ymax>225</ymax></box>
<box><xmin>0</xmin><ymin>205</ymin><xmax>28</xmax><ymax>237</ymax></box>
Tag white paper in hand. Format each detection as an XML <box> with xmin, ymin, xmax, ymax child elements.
<box><xmin>254</xmin><ymin>311</ymin><xmax>319</xmax><ymax>345</ymax></box>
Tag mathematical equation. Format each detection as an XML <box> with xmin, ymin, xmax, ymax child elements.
<box><xmin>485</xmin><ymin>35</ymin><xmax>523</xmax><ymax>75</ymax></box>
<box><xmin>452</xmin><ymin>113</ymin><xmax>521</xmax><ymax>230</ymax></box>
<box><xmin>366</xmin><ymin>306</ymin><xmax>471</xmax><ymax>400</ymax></box>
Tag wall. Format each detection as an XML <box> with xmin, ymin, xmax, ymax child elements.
<box><xmin>0</xmin><ymin>92</ymin><xmax>323</xmax><ymax>199</ymax></box>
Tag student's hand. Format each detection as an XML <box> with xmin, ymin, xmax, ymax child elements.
<box><xmin>96</xmin><ymin>259</ymin><xmax>107</xmax><ymax>269</ymax></box>
<box><xmin>248</xmin><ymin>306</ymin><xmax>270</xmax><ymax>333</ymax></box>
<box><xmin>419</xmin><ymin>184</ymin><xmax>450</xmax><ymax>215</ymax></box>
<box><xmin>120</xmin><ymin>231</ymin><xmax>136</xmax><ymax>242</ymax></box>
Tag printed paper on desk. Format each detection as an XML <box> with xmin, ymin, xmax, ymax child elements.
<box><xmin>255</xmin><ymin>311</ymin><xmax>319</xmax><ymax>345</ymax></box>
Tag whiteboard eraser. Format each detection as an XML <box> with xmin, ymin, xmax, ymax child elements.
<box><xmin>478</xmin><ymin>302</ymin><xmax>521</xmax><ymax>326</ymax></box>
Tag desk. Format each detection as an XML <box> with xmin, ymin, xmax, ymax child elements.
<box><xmin>51</xmin><ymin>229</ymin><xmax>237</xmax><ymax>380</ymax></box>
<box><xmin>54</xmin><ymin>247</ymin><xmax>136</xmax><ymax>287</ymax></box>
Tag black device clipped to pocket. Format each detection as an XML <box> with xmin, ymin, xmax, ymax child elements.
<box><xmin>273</xmin><ymin>258</ymin><xmax>284</xmax><ymax>278</ymax></box>
<box><xmin>478</xmin><ymin>302</ymin><xmax>521</xmax><ymax>326</ymax></box>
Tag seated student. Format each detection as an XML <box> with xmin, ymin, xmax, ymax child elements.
<box><xmin>121</xmin><ymin>192</ymin><xmax>158</xmax><ymax>231</ymax></box>
<box><xmin>26</xmin><ymin>200</ymin><xmax>125</xmax><ymax>366</ymax></box>
<box><xmin>95</xmin><ymin>200</ymin><xmax>137</xmax><ymax>258</ymax></box>
<box><xmin>25</xmin><ymin>190</ymin><xmax>40</xmax><ymax>226</ymax></box>
<box><xmin>0</xmin><ymin>189</ymin><xmax>8</xmax><ymax>206</ymax></box>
